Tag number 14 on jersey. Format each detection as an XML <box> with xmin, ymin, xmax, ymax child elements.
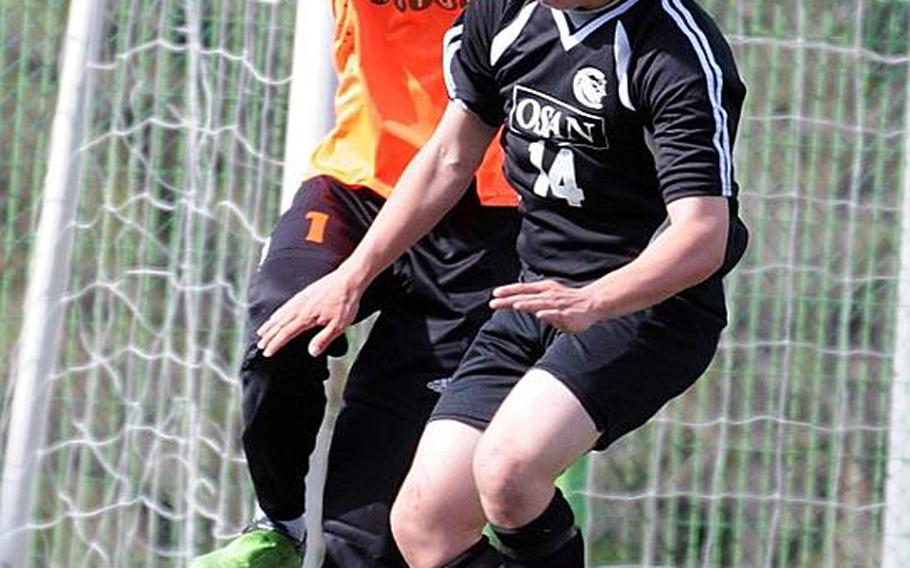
<box><xmin>529</xmin><ymin>141</ymin><xmax>586</xmax><ymax>208</ymax></box>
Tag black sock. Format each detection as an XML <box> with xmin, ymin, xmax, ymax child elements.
<box><xmin>491</xmin><ymin>489</ymin><xmax>584</xmax><ymax>567</ymax></box>
<box><xmin>441</xmin><ymin>537</ymin><xmax>503</xmax><ymax>568</ymax></box>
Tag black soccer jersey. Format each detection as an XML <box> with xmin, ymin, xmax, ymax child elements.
<box><xmin>445</xmin><ymin>0</ymin><xmax>747</xmax><ymax>287</ymax></box>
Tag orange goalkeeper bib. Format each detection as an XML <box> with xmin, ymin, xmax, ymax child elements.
<box><xmin>309</xmin><ymin>0</ymin><xmax>517</xmax><ymax>207</ymax></box>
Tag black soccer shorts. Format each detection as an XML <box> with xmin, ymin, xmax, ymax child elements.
<box><xmin>431</xmin><ymin>280</ymin><xmax>725</xmax><ymax>450</ymax></box>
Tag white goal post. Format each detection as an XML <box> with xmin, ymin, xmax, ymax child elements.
<box><xmin>280</xmin><ymin>2</ymin><xmax>336</xmax><ymax>567</ymax></box>
<box><xmin>881</xmin><ymin>36</ymin><xmax>910</xmax><ymax>568</ymax></box>
<box><xmin>0</xmin><ymin>1</ymin><xmax>105</xmax><ymax>566</ymax></box>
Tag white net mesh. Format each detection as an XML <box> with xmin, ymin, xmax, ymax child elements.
<box><xmin>5</xmin><ymin>1</ymin><xmax>294</xmax><ymax>565</ymax></box>
<box><xmin>582</xmin><ymin>1</ymin><xmax>910</xmax><ymax>565</ymax></box>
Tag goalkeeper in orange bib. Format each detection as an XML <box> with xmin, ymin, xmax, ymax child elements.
<box><xmin>189</xmin><ymin>1</ymin><xmax>518</xmax><ymax>567</ymax></box>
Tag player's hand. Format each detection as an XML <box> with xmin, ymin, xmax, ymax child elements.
<box><xmin>256</xmin><ymin>268</ymin><xmax>364</xmax><ymax>358</ymax></box>
<box><xmin>490</xmin><ymin>280</ymin><xmax>602</xmax><ymax>334</ymax></box>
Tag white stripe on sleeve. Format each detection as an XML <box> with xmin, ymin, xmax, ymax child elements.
<box><xmin>490</xmin><ymin>2</ymin><xmax>537</xmax><ymax>66</ymax></box>
<box><xmin>442</xmin><ymin>24</ymin><xmax>464</xmax><ymax>99</ymax></box>
<box><xmin>614</xmin><ymin>21</ymin><xmax>636</xmax><ymax>112</ymax></box>
<box><xmin>660</xmin><ymin>0</ymin><xmax>733</xmax><ymax>196</ymax></box>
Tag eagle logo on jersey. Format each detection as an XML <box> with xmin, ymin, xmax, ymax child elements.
<box><xmin>572</xmin><ymin>67</ymin><xmax>607</xmax><ymax>110</ymax></box>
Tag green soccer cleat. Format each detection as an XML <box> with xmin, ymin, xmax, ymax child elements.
<box><xmin>189</xmin><ymin>522</ymin><xmax>304</xmax><ymax>568</ymax></box>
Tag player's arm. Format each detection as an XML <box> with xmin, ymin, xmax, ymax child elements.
<box><xmin>342</xmin><ymin>103</ymin><xmax>497</xmax><ymax>296</ymax></box>
<box><xmin>259</xmin><ymin>2</ymin><xmax>506</xmax><ymax>356</ymax></box>
<box><xmin>490</xmin><ymin>197</ymin><xmax>728</xmax><ymax>332</ymax></box>
<box><xmin>589</xmin><ymin>195</ymin><xmax>729</xmax><ymax>314</ymax></box>
<box><xmin>256</xmin><ymin>102</ymin><xmax>497</xmax><ymax>357</ymax></box>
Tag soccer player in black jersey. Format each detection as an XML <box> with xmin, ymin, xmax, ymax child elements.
<box><xmin>256</xmin><ymin>0</ymin><xmax>749</xmax><ymax>566</ymax></box>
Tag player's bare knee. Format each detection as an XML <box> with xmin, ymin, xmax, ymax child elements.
<box><xmin>389</xmin><ymin>491</ymin><xmax>415</xmax><ymax>550</ymax></box>
<box><xmin>474</xmin><ymin>439</ymin><xmax>547</xmax><ymax>524</ymax></box>
<box><xmin>390</xmin><ymin>507</ymin><xmax>436</xmax><ymax>568</ymax></box>
<box><xmin>392</xmin><ymin>476</ymin><xmax>476</xmax><ymax>567</ymax></box>
<box><xmin>390</xmin><ymin>480</ymin><xmax>432</xmax><ymax>563</ymax></box>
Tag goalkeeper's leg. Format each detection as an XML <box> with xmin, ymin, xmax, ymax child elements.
<box><xmin>242</xmin><ymin>177</ymin><xmax>387</xmax><ymax>531</ymax></box>
<box><xmin>191</xmin><ymin>176</ymin><xmax>389</xmax><ymax>567</ymax></box>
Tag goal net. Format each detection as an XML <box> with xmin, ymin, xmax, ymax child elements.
<box><xmin>582</xmin><ymin>1</ymin><xmax>910</xmax><ymax>566</ymax></box>
<box><xmin>1</xmin><ymin>0</ymin><xmax>908</xmax><ymax>566</ymax></box>
<box><xmin>2</xmin><ymin>0</ymin><xmax>294</xmax><ymax>565</ymax></box>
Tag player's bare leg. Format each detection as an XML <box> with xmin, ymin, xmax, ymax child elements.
<box><xmin>473</xmin><ymin>368</ymin><xmax>600</xmax><ymax>566</ymax></box>
<box><xmin>390</xmin><ymin>420</ymin><xmax>498</xmax><ymax>568</ymax></box>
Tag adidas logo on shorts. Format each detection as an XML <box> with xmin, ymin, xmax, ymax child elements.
<box><xmin>425</xmin><ymin>378</ymin><xmax>453</xmax><ymax>394</ymax></box>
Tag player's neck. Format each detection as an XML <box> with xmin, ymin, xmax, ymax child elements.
<box><xmin>573</xmin><ymin>0</ymin><xmax>624</xmax><ymax>11</ymax></box>
<box><xmin>563</xmin><ymin>0</ymin><xmax>623</xmax><ymax>24</ymax></box>
<box><xmin>538</xmin><ymin>0</ymin><xmax>624</xmax><ymax>12</ymax></box>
